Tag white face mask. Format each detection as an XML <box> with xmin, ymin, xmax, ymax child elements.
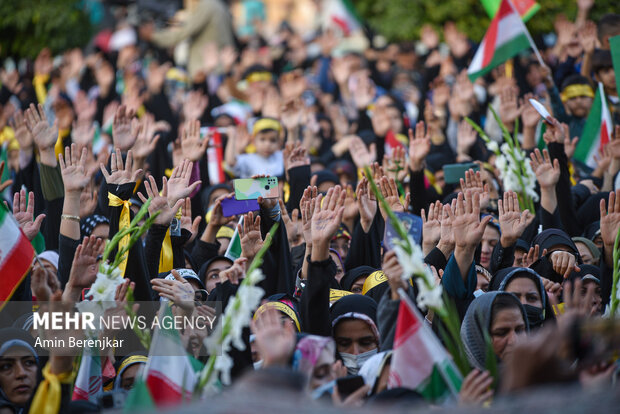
<box><xmin>340</xmin><ymin>349</ymin><xmax>378</xmax><ymax>375</ymax></box>
<box><xmin>253</xmin><ymin>359</ymin><xmax>263</xmax><ymax>370</ymax></box>
<box><xmin>311</xmin><ymin>379</ymin><xmax>336</xmax><ymax>400</ymax></box>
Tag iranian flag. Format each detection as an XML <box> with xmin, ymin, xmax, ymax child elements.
<box><xmin>143</xmin><ymin>304</ymin><xmax>197</xmax><ymax>407</ymax></box>
<box><xmin>480</xmin><ymin>0</ymin><xmax>540</xmax><ymax>22</ymax></box>
<box><xmin>574</xmin><ymin>83</ymin><xmax>613</xmax><ymax>169</ymax></box>
<box><xmin>0</xmin><ymin>204</ymin><xmax>35</xmax><ymax>309</ymax></box>
<box><xmin>224</xmin><ymin>216</ymin><xmax>243</xmax><ymax>261</ymax></box>
<box><xmin>388</xmin><ymin>292</ymin><xmax>462</xmax><ymax>403</ymax></box>
<box><xmin>206</xmin><ymin>127</ymin><xmax>225</xmax><ymax>184</ymax></box>
<box><xmin>467</xmin><ymin>0</ymin><xmax>532</xmax><ymax>82</ymax></box>
<box><xmin>322</xmin><ymin>0</ymin><xmax>361</xmax><ymax>36</ymax></box>
<box><xmin>72</xmin><ymin>347</ymin><xmax>103</xmax><ymax>402</ymax></box>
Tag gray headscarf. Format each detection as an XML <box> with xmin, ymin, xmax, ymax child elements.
<box><xmin>460</xmin><ymin>292</ymin><xmax>528</xmax><ymax>370</ymax></box>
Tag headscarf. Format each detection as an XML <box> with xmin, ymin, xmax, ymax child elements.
<box><xmin>330</xmin><ymin>295</ymin><xmax>379</xmax><ymax>342</ymax></box>
<box><xmin>362</xmin><ymin>271</ymin><xmax>391</xmax><ymax>304</ymax></box>
<box><xmin>489</xmin><ymin>267</ymin><xmax>555</xmax><ymax>326</ymax></box>
<box><xmin>460</xmin><ymin>292</ymin><xmax>528</xmax><ymax>370</ymax></box>
<box><xmin>572</xmin><ymin>237</ymin><xmax>601</xmax><ymax>263</ymax></box>
<box><xmin>566</xmin><ymin>264</ymin><xmax>601</xmax><ymax>285</ymax></box>
<box><xmin>531</xmin><ymin>229</ymin><xmax>579</xmax><ymax>257</ymax></box>
<box><xmin>36</xmin><ymin>251</ymin><xmax>59</xmax><ymax>271</ymax></box>
<box><xmin>292</xmin><ymin>335</ymin><xmax>335</xmax><ymax>380</ymax></box>
<box><xmin>80</xmin><ymin>214</ymin><xmax>109</xmax><ymax>238</ymax></box>
<box><xmin>0</xmin><ymin>328</ymin><xmax>40</xmax><ymax>414</ymax></box>
<box><xmin>340</xmin><ymin>266</ymin><xmax>375</xmax><ymax>292</ymax></box>
<box><xmin>254</xmin><ymin>294</ymin><xmax>301</xmax><ymax>332</ymax></box>
<box><xmin>113</xmin><ymin>352</ymin><xmax>147</xmax><ymax>390</ymax></box>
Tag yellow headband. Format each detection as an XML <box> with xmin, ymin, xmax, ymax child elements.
<box><xmin>254</xmin><ymin>301</ymin><xmax>301</xmax><ymax>332</ymax></box>
<box><xmin>216</xmin><ymin>226</ymin><xmax>234</xmax><ymax>239</ymax></box>
<box><xmin>362</xmin><ymin>271</ymin><xmax>387</xmax><ymax>295</ymax></box>
<box><xmin>329</xmin><ymin>289</ymin><xmax>353</xmax><ymax>304</ymax></box>
<box><xmin>560</xmin><ymin>84</ymin><xmax>594</xmax><ymax>102</ymax></box>
<box><xmin>246</xmin><ymin>71</ymin><xmax>272</xmax><ymax>83</ymax></box>
<box><xmin>252</xmin><ymin>118</ymin><xmax>282</xmax><ymax>136</ymax></box>
<box><xmin>117</xmin><ymin>355</ymin><xmax>148</xmax><ymax>375</ymax></box>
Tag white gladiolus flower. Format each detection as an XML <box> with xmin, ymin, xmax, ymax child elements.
<box><xmin>486</xmin><ymin>141</ymin><xmax>499</xmax><ymax>153</ymax></box>
<box><xmin>414</xmin><ymin>277</ymin><xmax>444</xmax><ymax>311</ymax></box>
<box><xmin>214</xmin><ymin>353</ymin><xmax>234</xmax><ymax>385</ymax></box>
<box><xmin>88</xmin><ymin>273</ymin><xmax>124</xmax><ymax>303</ymax></box>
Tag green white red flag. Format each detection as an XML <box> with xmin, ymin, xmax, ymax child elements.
<box><xmin>574</xmin><ymin>83</ymin><xmax>613</xmax><ymax>169</ymax></box>
<box><xmin>480</xmin><ymin>0</ymin><xmax>540</xmax><ymax>22</ymax></box>
<box><xmin>322</xmin><ymin>0</ymin><xmax>361</xmax><ymax>36</ymax></box>
<box><xmin>467</xmin><ymin>0</ymin><xmax>532</xmax><ymax>82</ymax></box>
<box><xmin>0</xmin><ymin>203</ymin><xmax>35</xmax><ymax>309</ymax></box>
<box><xmin>388</xmin><ymin>291</ymin><xmax>462</xmax><ymax>402</ymax></box>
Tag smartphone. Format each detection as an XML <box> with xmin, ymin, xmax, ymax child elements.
<box><xmin>529</xmin><ymin>98</ymin><xmax>554</xmax><ymax>125</ymax></box>
<box><xmin>221</xmin><ymin>197</ymin><xmax>260</xmax><ymax>217</ymax></box>
<box><xmin>234</xmin><ymin>177</ymin><xmax>279</xmax><ymax>200</ymax></box>
<box><xmin>336</xmin><ymin>375</ymin><xmax>365</xmax><ymax>398</ymax></box>
<box><xmin>444</xmin><ymin>162</ymin><xmax>479</xmax><ymax>185</ymax></box>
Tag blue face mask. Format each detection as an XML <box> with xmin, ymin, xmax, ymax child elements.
<box><xmin>311</xmin><ymin>379</ymin><xmax>335</xmax><ymax>400</ymax></box>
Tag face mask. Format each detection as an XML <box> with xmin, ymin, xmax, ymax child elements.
<box><xmin>311</xmin><ymin>379</ymin><xmax>336</xmax><ymax>400</ymax></box>
<box><xmin>473</xmin><ymin>289</ymin><xmax>485</xmax><ymax>298</ymax></box>
<box><xmin>340</xmin><ymin>348</ymin><xmax>378</xmax><ymax>375</ymax></box>
<box><xmin>522</xmin><ymin>304</ymin><xmax>544</xmax><ymax>329</ymax></box>
<box><xmin>253</xmin><ymin>360</ymin><xmax>263</xmax><ymax>370</ymax></box>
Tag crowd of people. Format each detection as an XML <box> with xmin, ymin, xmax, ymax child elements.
<box><xmin>0</xmin><ymin>0</ymin><xmax>619</xmax><ymax>412</ymax></box>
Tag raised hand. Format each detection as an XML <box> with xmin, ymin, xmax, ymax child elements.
<box><xmin>166</xmin><ymin>159</ymin><xmax>202</xmax><ymax>205</ymax></box>
<box><xmin>64</xmin><ymin>236</ymin><xmax>104</xmax><ymax>301</ymax></box>
<box><xmin>250</xmin><ymin>308</ymin><xmax>296</xmax><ymax>367</ymax></box>
<box><xmin>279</xmin><ymin>199</ymin><xmax>303</xmax><ymax>248</ymax></box>
<box><xmin>9</xmin><ymin>110</ymin><xmax>33</xmax><ymax>152</ymax></box>
<box><xmin>349</xmin><ymin>135</ymin><xmax>376</xmax><ymax>168</ymax></box>
<box><xmin>12</xmin><ymin>189</ymin><xmax>45</xmax><ymax>240</ymax></box>
<box><xmin>458</xmin><ymin>370</ymin><xmax>493</xmax><ymax>406</ymax></box>
<box><xmin>79</xmin><ymin>186</ymin><xmax>98</xmax><ymax>219</ymax></box>
<box><xmin>239</xmin><ymin>211</ymin><xmax>264</xmax><ymax>261</ymax></box>
<box><xmin>181</xmin><ymin>197</ymin><xmax>201</xmax><ymax>245</ymax></box>
<box><xmin>31</xmin><ymin>260</ymin><xmax>61</xmax><ymax>302</ymax></box>
<box><xmin>530</xmin><ymin>148</ymin><xmax>560</xmax><ymax>189</ymax></box>
<box><xmin>59</xmin><ymin>143</ymin><xmax>91</xmax><ymax>194</ymax></box>
<box><xmin>181</xmin><ymin>119</ymin><xmax>209</xmax><ymax>162</ymax></box>
<box><xmin>356</xmin><ymin>176</ymin><xmax>376</xmax><ymax>233</ymax></box>
<box><xmin>456</xmin><ymin>120</ymin><xmax>477</xmax><ymax>158</ymax></box>
<box><xmin>311</xmin><ymin>186</ymin><xmax>345</xmax><ymax>260</ymax></box>
<box><xmin>439</xmin><ymin>201</ymin><xmax>456</xmax><ymax>256</ymax></box>
<box><xmin>138</xmin><ymin>175</ymin><xmax>184</xmax><ymax>226</ymax></box>
<box><xmin>599</xmin><ymin>189</ymin><xmax>620</xmax><ymax>265</ymax></box>
<box><xmin>498</xmin><ymin>191</ymin><xmax>532</xmax><ymax>247</ymax></box>
<box><xmin>183</xmin><ymin>90</ymin><xmax>208</xmax><ymax>122</ymax></box>
<box><xmin>549</xmin><ymin>250</ymin><xmax>579</xmax><ymax>279</ymax></box>
<box><xmin>562</xmin><ymin>125</ymin><xmax>579</xmax><ymax>160</ymax></box>
<box><xmin>300</xmin><ymin>186</ymin><xmax>318</xmax><ymax>245</ymax></box>
<box><xmin>521</xmin><ymin>94</ymin><xmax>541</xmax><ymax>129</ymax></box>
<box><xmin>100</xmin><ymin>148</ymin><xmax>142</xmax><ymax>185</ymax></box>
<box><xmin>24</xmin><ymin>103</ymin><xmax>57</xmax><ymax>152</ymax></box>
<box><xmin>383</xmin><ymin>146</ymin><xmax>407</xmax><ymax>182</ymax></box>
<box><xmin>449</xmin><ymin>191</ymin><xmax>491</xmax><ymax>252</ymax></box>
<box><xmin>378</xmin><ymin>176</ymin><xmax>404</xmax><ymax>220</ymax></box>
<box><xmin>499</xmin><ymin>84</ymin><xmax>520</xmax><ymax>126</ymax></box>
<box><xmin>284</xmin><ymin>142</ymin><xmax>310</xmax><ymax>171</ymax></box>
<box><xmin>219</xmin><ymin>257</ymin><xmax>247</xmax><ymax>285</ymax></box>
<box><xmin>132</xmin><ymin>114</ymin><xmax>161</xmax><ymax>161</ymax></box>
<box><xmin>422</xmin><ymin>200</ymin><xmax>442</xmax><ymax>255</ymax></box>
<box><xmin>408</xmin><ymin>121</ymin><xmax>431</xmax><ymax>171</ymax></box>
<box><xmin>112</xmin><ymin>105</ymin><xmax>137</xmax><ymax>151</ymax></box>
<box><xmin>460</xmin><ymin>168</ymin><xmax>490</xmax><ymax>210</ymax></box>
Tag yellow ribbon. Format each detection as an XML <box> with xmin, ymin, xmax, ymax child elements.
<box><xmin>560</xmin><ymin>84</ymin><xmax>595</xmax><ymax>102</ymax></box>
<box><xmin>362</xmin><ymin>271</ymin><xmax>387</xmax><ymax>295</ymax></box>
<box><xmin>252</xmin><ymin>118</ymin><xmax>282</xmax><ymax>135</ymax></box>
<box><xmin>54</xmin><ymin>129</ymin><xmax>70</xmax><ymax>160</ymax></box>
<box><xmin>158</xmin><ymin>209</ymin><xmax>182</xmax><ymax>274</ymax></box>
<box><xmin>108</xmin><ymin>192</ymin><xmax>132</xmax><ymax>275</ymax></box>
<box><xmin>246</xmin><ymin>71</ymin><xmax>272</xmax><ymax>83</ymax></box>
<box><xmin>28</xmin><ymin>362</ymin><xmax>76</xmax><ymax>414</ymax></box>
<box><xmin>254</xmin><ymin>301</ymin><xmax>301</xmax><ymax>332</ymax></box>
<box><xmin>33</xmin><ymin>74</ymin><xmax>50</xmax><ymax>104</ymax></box>
<box><xmin>329</xmin><ymin>288</ymin><xmax>353</xmax><ymax>304</ymax></box>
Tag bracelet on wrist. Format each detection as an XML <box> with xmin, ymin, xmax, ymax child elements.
<box><xmin>61</xmin><ymin>214</ymin><xmax>81</xmax><ymax>222</ymax></box>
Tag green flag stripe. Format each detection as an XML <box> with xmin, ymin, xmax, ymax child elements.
<box><xmin>468</xmin><ymin>35</ymin><xmax>531</xmax><ymax>82</ymax></box>
<box><xmin>610</xmin><ymin>36</ymin><xmax>620</xmax><ymax>100</ymax></box>
<box><xmin>574</xmin><ymin>87</ymin><xmax>602</xmax><ymax>163</ymax></box>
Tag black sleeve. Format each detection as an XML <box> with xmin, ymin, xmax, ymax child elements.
<box><xmin>548</xmin><ymin>142</ymin><xmax>580</xmax><ymax>236</ymax></box>
<box><xmin>599</xmin><ymin>248</ymin><xmax>613</xmax><ymax>308</ymax></box>
<box><xmin>143</xmin><ymin>224</ymin><xmax>168</xmax><ymax>280</ymax></box>
<box><xmin>300</xmin><ymin>258</ymin><xmax>336</xmax><ymax>336</ymax></box>
<box><xmin>490</xmin><ymin>243</ymin><xmax>515</xmax><ymax>275</ymax></box>
<box><xmin>259</xmin><ymin>208</ymin><xmax>295</xmax><ymax>296</ymax></box>
<box><xmin>409</xmin><ymin>169</ymin><xmax>439</xmax><ymax>217</ymax></box>
<box><xmin>190</xmin><ymin>239</ymin><xmax>221</xmax><ymax>270</ymax></box>
<box><xmin>423</xmin><ymin>247</ymin><xmax>448</xmax><ymax>271</ymax></box>
<box><xmin>57</xmin><ymin>234</ymin><xmax>81</xmax><ymax>289</ymax></box>
<box><xmin>41</xmin><ymin>197</ymin><xmax>63</xmax><ymax>251</ymax></box>
<box><xmin>343</xmin><ymin>215</ymin><xmax>383</xmax><ymax>271</ymax></box>
<box><xmin>106</xmin><ymin>182</ymin><xmax>153</xmax><ymax>302</ymax></box>
<box><xmin>171</xmin><ymin>229</ymin><xmax>191</xmax><ymax>269</ymax></box>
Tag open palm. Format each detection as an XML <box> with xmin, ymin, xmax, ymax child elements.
<box><xmin>25</xmin><ymin>103</ymin><xmax>57</xmax><ymax>150</ymax></box>
<box><xmin>59</xmin><ymin>144</ymin><xmax>91</xmax><ymax>194</ymax></box>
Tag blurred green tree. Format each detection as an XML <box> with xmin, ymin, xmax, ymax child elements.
<box><xmin>0</xmin><ymin>0</ymin><xmax>92</xmax><ymax>59</ymax></box>
<box><xmin>355</xmin><ymin>0</ymin><xmax>618</xmax><ymax>42</ymax></box>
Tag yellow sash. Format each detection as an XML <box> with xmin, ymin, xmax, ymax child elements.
<box><xmin>29</xmin><ymin>362</ymin><xmax>76</xmax><ymax>414</ymax></box>
<box><xmin>108</xmin><ymin>192</ymin><xmax>132</xmax><ymax>275</ymax></box>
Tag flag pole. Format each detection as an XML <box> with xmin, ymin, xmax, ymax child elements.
<box><xmin>397</xmin><ymin>289</ymin><xmax>462</xmax><ymax>399</ymax></box>
<box><xmin>505</xmin><ymin>0</ymin><xmax>545</xmax><ymax>67</ymax></box>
